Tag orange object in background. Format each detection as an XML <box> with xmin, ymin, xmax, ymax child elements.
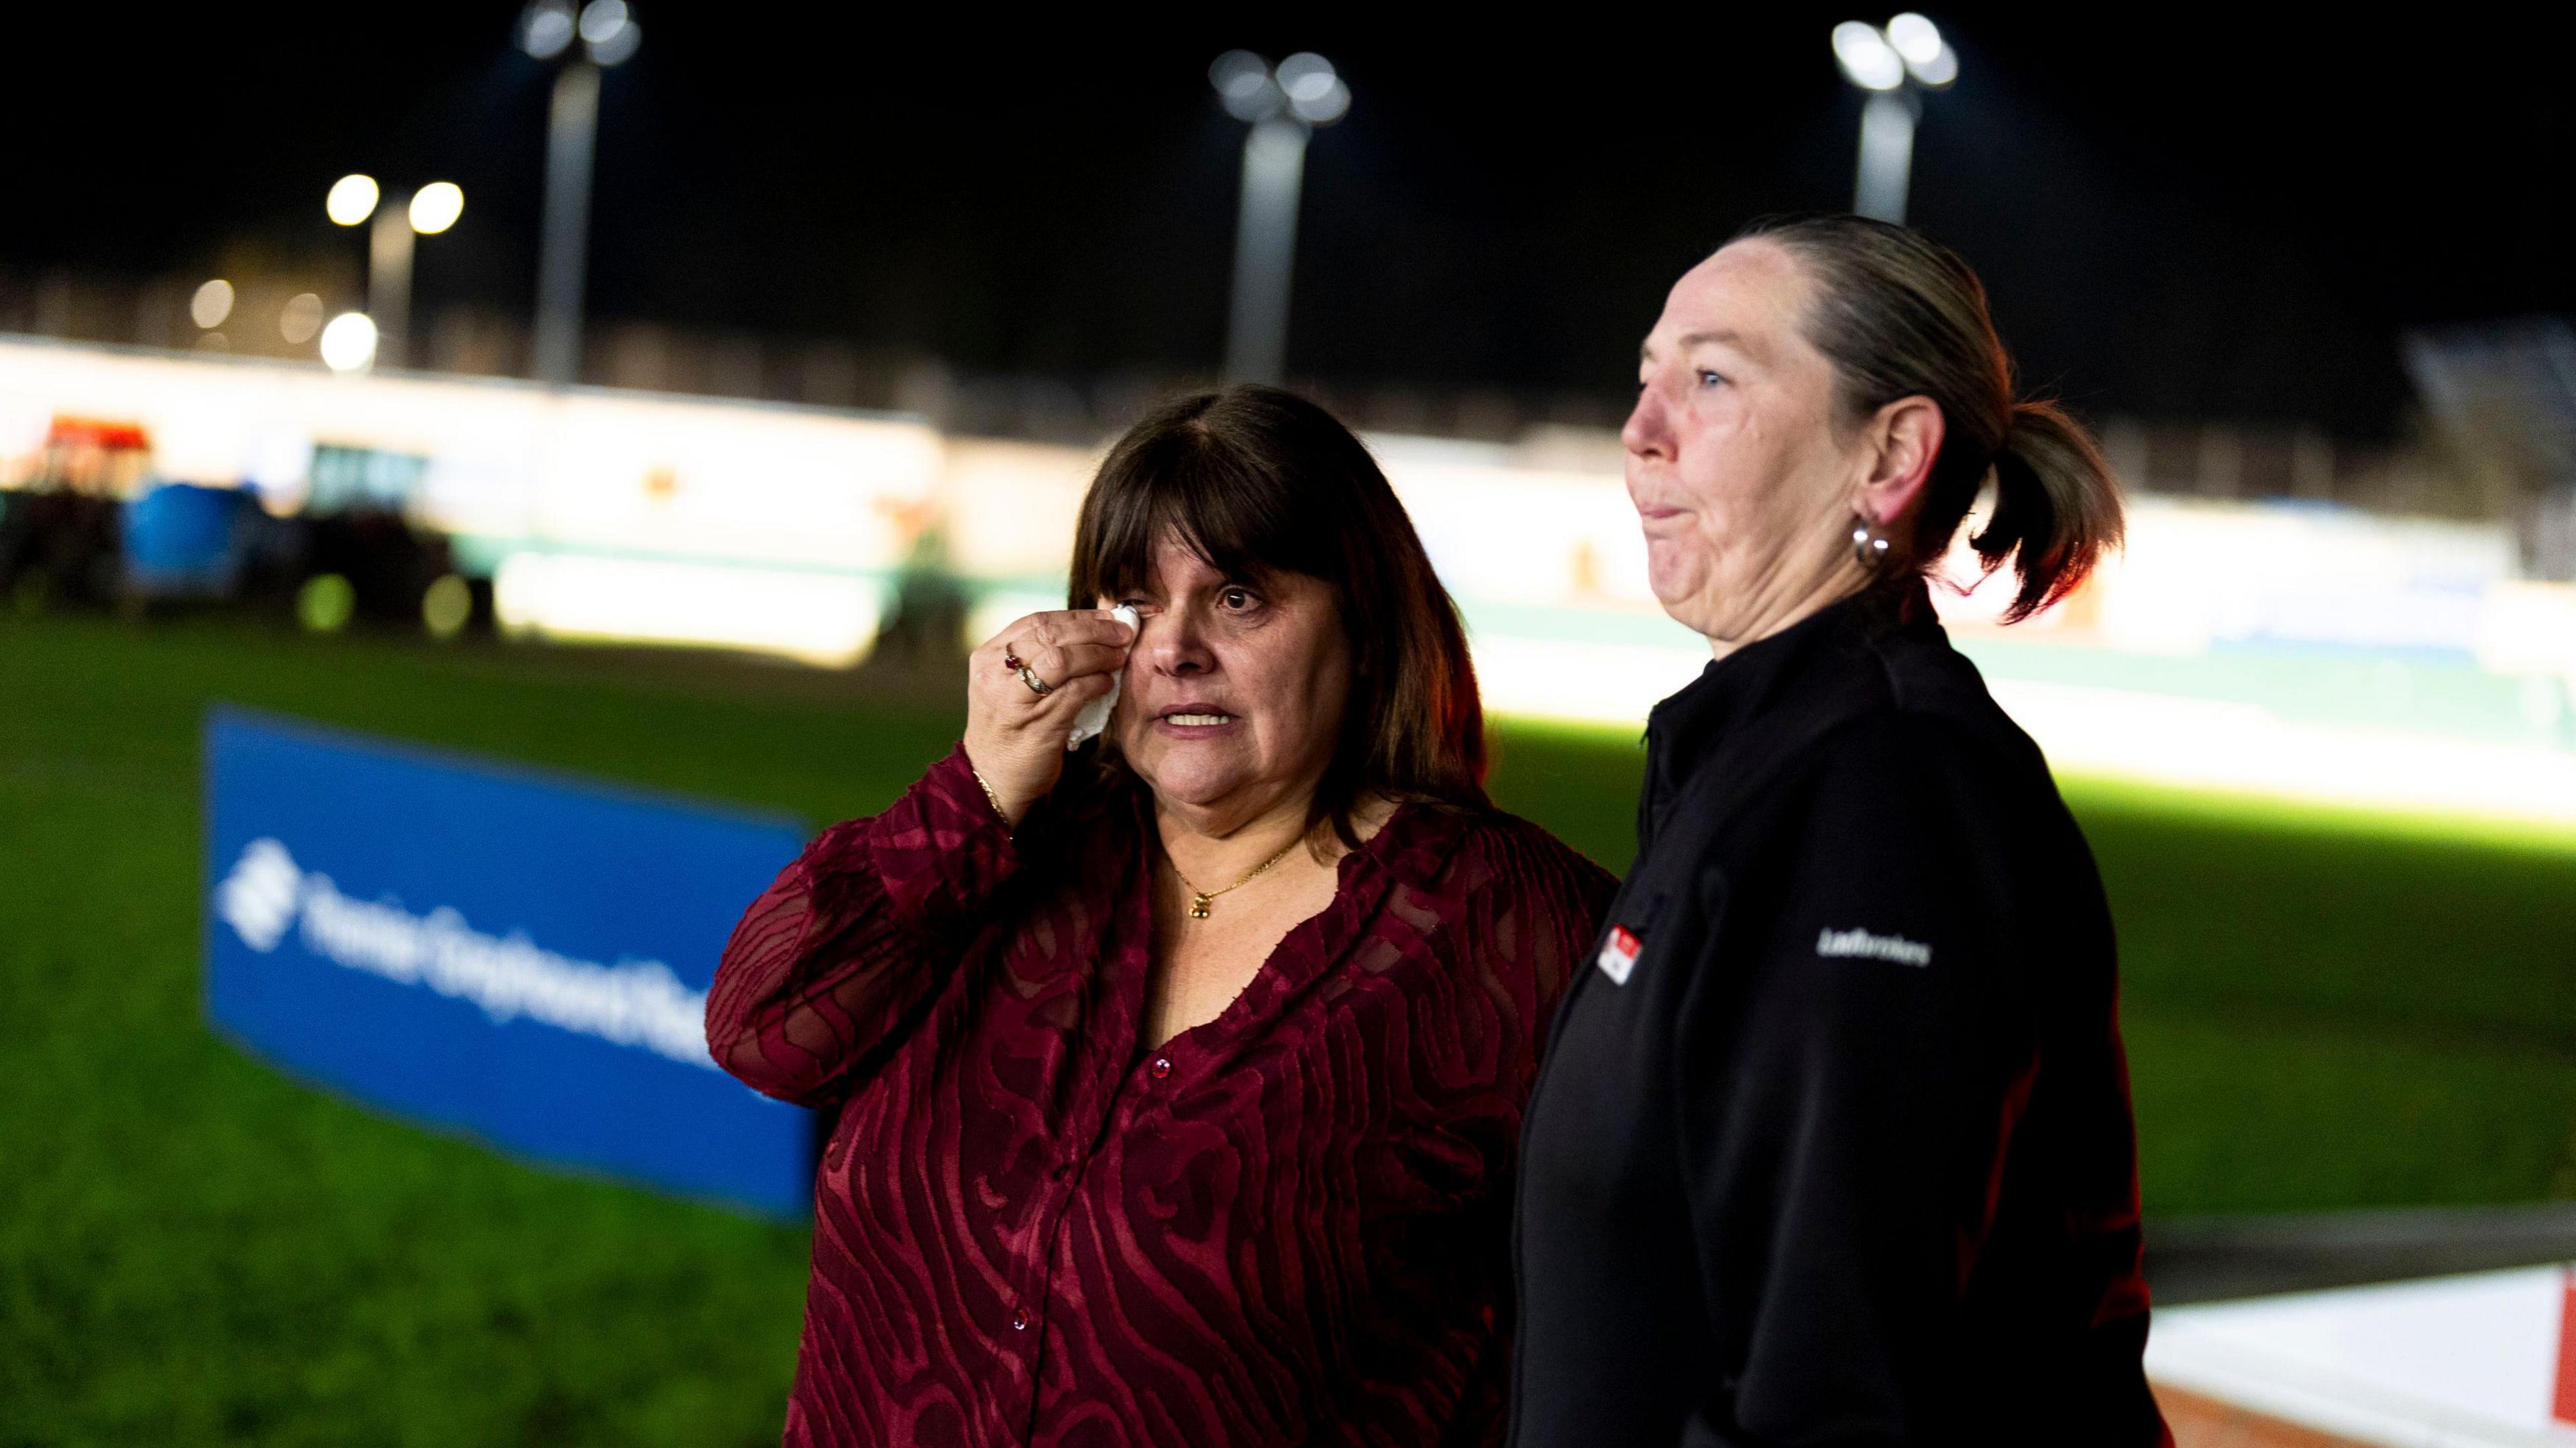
<box><xmin>2155</xmin><ymin>1385</ymin><xmax>2373</xmax><ymax>1447</ymax></box>
<box><xmin>33</xmin><ymin>415</ymin><xmax>152</xmax><ymax>496</ymax></box>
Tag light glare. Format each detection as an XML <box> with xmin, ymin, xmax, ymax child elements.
<box><xmin>409</xmin><ymin>181</ymin><xmax>465</xmax><ymax>235</ymax></box>
<box><xmin>521</xmin><ymin>0</ymin><xmax>576</xmax><ymax>58</ymax></box>
<box><xmin>1213</xmin><ymin>51</ymin><xmax>1343</xmax><ymax>125</ymax></box>
<box><xmin>1884</xmin><ymin>13</ymin><xmax>1944</xmax><ymax>64</ymax></box>
<box><xmin>1221</xmin><ymin>80</ymin><xmax>1283</xmax><ymax>121</ymax></box>
<box><xmin>189</xmin><ymin>279</ymin><xmax>235</xmax><ymax>330</ymax></box>
<box><xmin>1275</xmin><ymin>52</ymin><xmax>1337</xmax><ymax>102</ymax></box>
<box><xmin>325</xmin><ymin>174</ymin><xmax>380</xmax><ymax>226</ymax></box>
<box><xmin>494</xmin><ymin>553</ymin><xmax>883</xmax><ymax>668</ymax></box>
<box><xmin>1831</xmin><ymin>21</ymin><xmax>1906</xmax><ymax>90</ymax></box>
<box><xmin>1211</xmin><ymin>50</ymin><xmax>1282</xmax><ymax>120</ymax></box>
<box><xmin>1289</xmin><ymin>76</ymin><xmax>1350</xmax><ymax>125</ymax></box>
<box><xmin>280</xmin><ymin>293</ymin><xmax>325</xmax><ymax>345</ymax></box>
<box><xmin>423</xmin><ymin>573</ymin><xmax>474</xmax><ymax>639</ymax></box>
<box><xmin>1210</xmin><ymin>50</ymin><xmax>1269</xmax><ymax>97</ymax></box>
<box><xmin>588</xmin><ymin>17</ymin><xmax>639</xmax><ymax>65</ymax></box>
<box><xmin>319</xmin><ymin>312</ymin><xmax>378</xmax><ymax>374</ymax></box>
<box><xmin>578</xmin><ymin>0</ymin><xmax>629</xmax><ymax>44</ymax></box>
<box><xmin>1909</xmin><ymin>44</ymin><xmax>1958</xmax><ymax>87</ymax></box>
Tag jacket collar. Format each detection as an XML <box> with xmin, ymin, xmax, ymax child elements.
<box><xmin>1640</xmin><ymin>579</ymin><xmax>1937</xmax><ymax>846</ymax></box>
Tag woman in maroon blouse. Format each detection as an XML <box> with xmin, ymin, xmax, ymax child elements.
<box><xmin>708</xmin><ymin>385</ymin><xmax>1613</xmax><ymax>1448</ymax></box>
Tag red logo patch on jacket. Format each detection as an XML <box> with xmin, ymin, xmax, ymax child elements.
<box><xmin>1597</xmin><ymin>925</ymin><xmax>1642</xmax><ymax>985</ymax></box>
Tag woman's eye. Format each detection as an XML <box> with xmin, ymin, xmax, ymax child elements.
<box><xmin>1219</xmin><ymin>588</ymin><xmax>1252</xmax><ymax>610</ymax></box>
<box><xmin>1697</xmin><ymin>369</ymin><xmax>1727</xmax><ymax>389</ymax></box>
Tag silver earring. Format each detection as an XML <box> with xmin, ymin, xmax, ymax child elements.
<box><xmin>1850</xmin><ymin>516</ymin><xmax>1890</xmax><ymax>570</ymax></box>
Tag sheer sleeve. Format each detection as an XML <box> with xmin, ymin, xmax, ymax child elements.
<box><xmin>704</xmin><ymin>743</ymin><xmax>1020</xmax><ymax>1107</ymax></box>
<box><xmin>1461</xmin><ymin>820</ymin><xmax>1619</xmax><ymax>1063</ymax></box>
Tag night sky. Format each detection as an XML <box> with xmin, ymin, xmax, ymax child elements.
<box><xmin>9</xmin><ymin>5</ymin><xmax>2573</xmax><ymax>439</ymax></box>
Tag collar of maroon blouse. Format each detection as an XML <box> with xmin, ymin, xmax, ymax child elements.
<box><xmin>1055</xmin><ymin>771</ymin><xmax>1463</xmax><ymax>1058</ymax></box>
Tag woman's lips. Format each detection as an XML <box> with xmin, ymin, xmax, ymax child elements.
<box><xmin>1152</xmin><ymin>708</ymin><xmax>1239</xmax><ymax>735</ymax></box>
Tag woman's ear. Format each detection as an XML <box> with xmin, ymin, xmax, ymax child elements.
<box><xmin>1854</xmin><ymin>395</ymin><xmax>1943</xmax><ymax>526</ymax></box>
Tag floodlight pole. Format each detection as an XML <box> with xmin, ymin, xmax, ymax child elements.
<box><xmin>1225</xmin><ymin>117</ymin><xmax>1309</xmax><ymax>387</ymax></box>
<box><xmin>1211</xmin><ymin>50</ymin><xmax>1348</xmax><ymax>387</ymax></box>
<box><xmin>532</xmin><ymin>60</ymin><xmax>600</xmax><ymax>387</ymax></box>
<box><xmin>368</xmin><ymin>192</ymin><xmax>417</xmax><ymax>368</ymax></box>
<box><xmin>1833</xmin><ymin>15</ymin><xmax>1955</xmax><ymax>225</ymax></box>
<box><xmin>1853</xmin><ymin>93</ymin><xmax>1917</xmax><ymax>223</ymax></box>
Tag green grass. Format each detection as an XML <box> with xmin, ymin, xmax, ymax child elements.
<box><xmin>2080</xmin><ymin>784</ymin><xmax>2576</xmax><ymax>1214</ymax></box>
<box><xmin>5</xmin><ymin>610</ymin><xmax>2575</xmax><ymax>1444</ymax></box>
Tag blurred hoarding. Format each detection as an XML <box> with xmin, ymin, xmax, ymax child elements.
<box><xmin>204</xmin><ymin>708</ymin><xmax>815</xmax><ymax>1217</ymax></box>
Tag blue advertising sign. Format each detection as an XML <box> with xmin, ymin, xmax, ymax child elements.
<box><xmin>204</xmin><ymin>708</ymin><xmax>816</xmax><ymax>1217</ymax></box>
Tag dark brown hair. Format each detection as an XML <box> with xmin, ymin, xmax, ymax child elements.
<box><xmin>1067</xmin><ymin>384</ymin><xmax>1488</xmax><ymax>846</ymax></box>
<box><xmin>1735</xmin><ymin>213</ymin><xmax>2123</xmax><ymax>621</ymax></box>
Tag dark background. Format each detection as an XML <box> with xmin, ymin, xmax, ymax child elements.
<box><xmin>9</xmin><ymin>5</ymin><xmax>2571</xmax><ymax>437</ymax></box>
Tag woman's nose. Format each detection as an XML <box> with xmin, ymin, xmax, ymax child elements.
<box><xmin>1623</xmin><ymin>382</ymin><xmax>1674</xmax><ymax>461</ymax></box>
<box><xmin>1148</xmin><ymin>612</ymin><xmax>1214</xmax><ymax>676</ymax></box>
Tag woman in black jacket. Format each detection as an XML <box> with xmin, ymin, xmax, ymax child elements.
<box><xmin>1510</xmin><ymin>215</ymin><xmax>2168</xmax><ymax>1447</ymax></box>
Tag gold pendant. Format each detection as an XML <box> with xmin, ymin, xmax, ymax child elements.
<box><xmin>1188</xmin><ymin>893</ymin><xmax>1212</xmax><ymax>919</ymax></box>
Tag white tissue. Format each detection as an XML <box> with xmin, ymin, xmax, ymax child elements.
<box><xmin>1067</xmin><ymin>604</ymin><xmax>1139</xmax><ymax>750</ymax></box>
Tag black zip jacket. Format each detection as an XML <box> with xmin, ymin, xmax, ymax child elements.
<box><xmin>1509</xmin><ymin>584</ymin><xmax>2167</xmax><ymax>1447</ymax></box>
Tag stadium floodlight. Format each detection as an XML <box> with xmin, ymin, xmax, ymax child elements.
<box><xmin>1884</xmin><ymin>13</ymin><xmax>1957</xmax><ymax>86</ymax></box>
<box><xmin>1211</xmin><ymin>50</ymin><xmax>1275</xmax><ymax>119</ymax></box>
<box><xmin>522</xmin><ymin>1</ymin><xmax>638</xmax><ymax>385</ymax></box>
<box><xmin>1831</xmin><ymin>22</ymin><xmax>1906</xmax><ymax>90</ymax></box>
<box><xmin>1210</xmin><ymin>50</ymin><xmax>1350</xmax><ymax>386</ymax></box>
<box><xmin>319</xmin><ymin>312</ymin><xmax>379</xmax><ymax>374</ymax></box>
<box><xmin>1832</xmin><ymin>15</ymin><xmax>1959</xmax><ymax>223</ymax></box>
<box><xmin>1884</xmin><ymin>14</ymin><xmax>1940</xmax><ymax>65</ymax></box>
<box><xmin>521</xmin><ymin>0</ymin><xmax>576</xmax><ymax>58</ymax></box>
<box><xmin>326</xmin><ymin>174</ymin><xmax>380</xmax><ymax>227</ymax></box>
<box><xmin>326</xmin><ymin>174</ymin><xmax>464</xmax><ymax>369</ymax></box>
<box><xmin>576</xmin><ymin>0</ymin><xmax>641</xmax><ymax>64</ymax></box>
<box><xmin>1274</xmin><ymin>52</ymin><xmax>1351</xmax><ymax>125</ymax></box>
<box><xmin>523</xmin><ymin>1</ymin><xmax>639</xmax><ymax>66</ymax></box>
<box><xmin>408</xmin><ymin>182</ymin><xmax>465</xmax><ymax>235</ymax></box>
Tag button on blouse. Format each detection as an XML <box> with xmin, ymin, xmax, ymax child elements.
<box><xmin>706</xmin><ymin>745</ymin><xmax>1614</xmax><ymax>1447</ymax></box>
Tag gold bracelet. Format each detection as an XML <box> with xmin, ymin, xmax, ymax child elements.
<box><xmin>968</xmin><ymin>764</ymin><xmax>1013</xmax><ymax>827</ymax></box>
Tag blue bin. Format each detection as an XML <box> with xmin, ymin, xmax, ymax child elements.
<box><xmin>123</xmin><ymin>483</ymin><xmax>254</xmax><ymax>598</ymax></box>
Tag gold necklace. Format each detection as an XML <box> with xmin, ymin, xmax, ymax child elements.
<box><xmin>1165</xmin><ymin>836</ymin><xmax>1301</xmax><ymax>919</ymax></box>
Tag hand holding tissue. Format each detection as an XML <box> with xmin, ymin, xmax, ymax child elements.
<box><xmin>1067</xmin><ymin>604</ymin><xmax>1139</xmax><ymax>750</ymax></box>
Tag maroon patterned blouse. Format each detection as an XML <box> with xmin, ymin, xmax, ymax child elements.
<box><xmin>705</xmin><ymin>745</ymin><xmax>1613</xmax><ymax>1447</ymax></box>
